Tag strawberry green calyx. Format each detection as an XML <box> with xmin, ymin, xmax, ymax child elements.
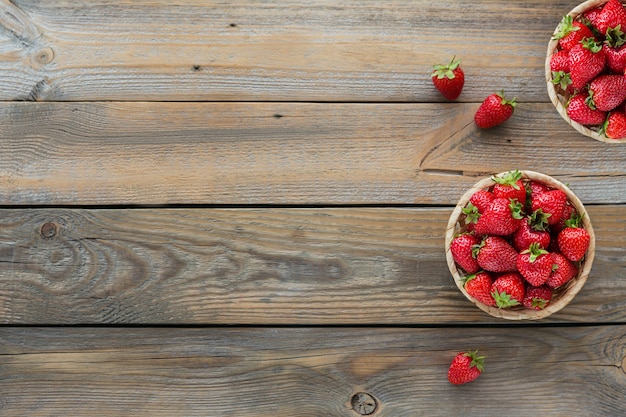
<box><xmin>552</xmin><ymin>15</ymin><xmax>579</xmax><ymax>40</ymax></box>
<box><xmin>432</xmin><ymin>56</ymin><xmax>461</xmax><ymax>79</ymax></box>
<box><xmin>463</xmin><ymin>350</ymin><xmax>485</xmax><ymax>372</ymax></box>
<box><xmin>491</xmin><ymin>289</ymin><xmax>520</xmax><ymax>308</ymax></box>
<box><xmin>531</xmin><ymin>297</ymin><xmax>549</xmax><ymax>310</ymax></box>
<box><xmin>509</xmin><ymin>199</ymin><xmax>525</xmax><ymax>220</ymax></box>
<box><xmin>492</xmin><ymin>169</ymin><xmax>523</xmax><ymax>189</ymax></box>
<box><xmin>581</xmin><ymin>37</ymin><xmax>603</xmax><ymax>53</ymax></box>
<box><xmin>551</xmin><ymin>71</ymin><xmax>573</xmax><ymax>90</ymax></box>
<box><xmin>521</xmin><ymin>242</ymin><xmax>549</xmax><ymax>263</ymax></box>
<box><xmin>462</xmin><ymin>202</ymin><xmax>480</xmax><ymax>224</ymax></box>
<box><xmin>529</xmin><ymin>209</ymin><xmax>550</xmax><ymax>231</ymax></box>
<box><xmin>496</xmin><ymin>90</ymin><xmax>517</xmax><ymax>108</ymax></box>
<box><xmin>564</xmin><ymin>213</ymin><xmax>583</xmax><ymax>228</ymax></box>
<box><xmin>604</xmin><ymin>25</ymin><xmax>626</xmax><ymax>48</ymax></box>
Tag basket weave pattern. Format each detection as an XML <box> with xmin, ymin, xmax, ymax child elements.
<box><xmin>445</xmin><ymin>171</ymin><xmax>596</xmax><ymax>320</ymax></box>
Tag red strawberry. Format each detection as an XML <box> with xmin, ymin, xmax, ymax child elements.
<box><xmin>568</xmin><ymin>38</ymin><xmax>606</xmax><ymax>90</ymax></box>
<box><xmin>475</xmin><ymin>236</ymin><xmax>518</xmax><ymax>273</ymax></box>
<box><xmin>450</xmin><ymin>233</ymin><xmax>481</xmax><ymax>274</ymax></box>
<box><xmin>531</xmin><ymin>189</ymin><xmax>568</xmax><ymax>226</ymax></box>
<box><xmin>603</xmin><ymin>26</ymin><xmax>626</xmax><ymax>73</ymax></box>
<box><xmin>552</xmin><ymin>204</ymin><xmax>576</xmax><ymax>235</ymax></box>
<box><xmin>603</xmin><ymin>110</ymin><xmax>626</xmax><ymax>139</ymax></box>
<box><xmin>448</xmin><ymin>350</ymin><xmax>485</xmax><ymax>385</ymax></box>
<box><xmin>587</xmin><ymin>75</ymin><xmax>626</xmax><ymax>111</ymax></box>
<box><xmin>432</xmin><ymin>56</ymin><xmax>465</xmax><ymax>100</ymax></box>
<box><xmin>522</xmin><ymin>285</ymin><xmax>553</xmax><ymax>310</ymax></box>
<box><xmin>557</xmin><ymin>214</ymin><xmax>591</xmax><ymax>262</ymax></box>
<box><xmin>469</xmin><ymin>189</ymin><xmax>496</xmax><ymax>213</ymax></box>
<box><xmin>528</xmin><ymin>180</ymin><xmax>549</xmax><ymax>196</ymax></box>
<box><xmin>474</xmin><ymin>197</ymin><xmax>524</xmax><ymax>236</ymax></box>
<box><xmin>516</xmin><ymin>243</ymin><xmax>553</xmax><ymax>286</ymax></box>
<box><xmin>513</xmin><ymin>213</ymin><xmax>551</xmax><ymax>252</ymax></box>
<box><xmin>550</xmin><ymin>49</ymin><xmax>571</xmax><ymax>72</ymax></box>
<box><xmin>474</xmin><ymin>90</ymin><xmax>516</xmax><ymax>129</ymax></box>
<box><xmin>463</xmin><ymin>271</ymin><xmax>496</xmax><ymax>306</ymax></box>
<box><xmin>547</xmin><ymin>252</ymin><xmax>579</xmax><ymax>288</ymax></box>
<box><xmin>491</xmin><ymin>170</ymin><xmax>526</xmax><ymax>205</ymax></box>
<box><xmin>596</xmin><ymin>0</ymin><xmax>626</xmax><ymax>35</ymax></box>
<box><xmin>552</xmin><ymin>15</ymin><xmax>596</xmax><ymax>51</ymax></box>
<box><xmin>567</xmin><ymin>92</ymin><xmax>608</xmax><ymax>125</ymax></box>
<box><xmin>491</xmin><ymin>272</ymin><xmax>526</xmax><ymax>308</ymax></box>
<box><xmin>584</xmin><ymin>6</ymin><xmax>605</xmax><ymax>29</ymax></box>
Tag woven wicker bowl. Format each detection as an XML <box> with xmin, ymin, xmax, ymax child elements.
<box><xmin>445</xmin><ymin>171</ymin><xmax>595</xmax><ymax>320</ymax></box>
<box><xmin>545</xmin><ymin>0</ymin><xmax>626</xmax><ymax>143</ymax></box>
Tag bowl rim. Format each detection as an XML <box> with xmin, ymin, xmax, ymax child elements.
<box><xmin>444</xmin><ymin>170</ymin><xmax>596</xmax><ymax>320</ymax></box>
<box><xmin>545</xmin><ymin>0</ymin><xmax>626</xmax><ymax>144</ymax></box>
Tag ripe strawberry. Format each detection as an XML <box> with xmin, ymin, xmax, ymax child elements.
<box><xmin>567</xmin><ymin>92</ymin><xmax>608</xmax><ymax>125</ymax></box>
<box><xmin>547</xmin><ymin>252</ymin><xmax>579</xmax><ymax>288</ymax></box>
<box><xmin>432</xmin><ymin>56</ymin><xmax>465</xmax><ymax>100</ymax></box>
<box><xmin>552</xmin><ymin>15</ymin><xmax>596</xmax><ymax>51</ymax></box>
<box><xmin>469</xmin><ymin>189</ymin><xmax>495</xmax><ymax>213</ymax></box>
<box><xmin>475</xmin><ymin>236</ymin><xmax>518</xmax><ymax>273</ymax></box>
<box><xmin>513</xmin><ymin>213</ymin><xmax>551</xmax><ymax>252</ymax></box>
<box><xmin>463</xmin><ymin>271</ymin><xmax>496</xmax><ymax>306</ymax></box>
<box><xmin>584</xmin><ymin>6</ymin><xmax>605</xmax><ymax>29</ymax></box>
<box><xmin>557</xmin><ymin>214</ymin><xmax>591</xmax><ymax>262</ymax></box>
<box><xmin>528</xmin><ymin>180</ymin><xmax>549</xmax><ymax>196</ymax></box>
<box><xmin>603</xmin><ymin>26</ymin><xmax>626</xmax><ymax>73</ymax></box>
<box><xmin>595</xmin><ymin>0</ymin><xmax>626</xmax><ymax>35</ymax></box>
<box><xmin>474</xmin><ymin>90</ymin><xmax>516</xmax><ymax>129</ymax></box>
<box><xmin>474</xmin><ymin>197</ymin><xmax>524</xmax><ymax>236</ymax></box>
<box><xmin>603</xmin><ymin>110</ymin><xmax>626</xmax><ymax>139</ymax></box>
<box><xmin>450</xmin><ymin>233</ymin><xmax>481</xmax><ymax>274</ymax></box>
<box><xmin>568</xmin><ymin>38</ymin><xmax>606</xmax><ymax>90</ymax></box>
<box><xmin>516</xmin><ymin>243</ymin><xmax>553</xmax><ymax>286</ymax></box>
<box><xmin>552</xmin><ymin>204</ymin><xmax>576</xmax><ymax>235</ymax></box>
<box><xmin>522</xmin><ymin>285</ymin><xmax>553</xmax><ymax>310</ymax></box>
<box><xmin>587</xmin><ymin>75</ymin><xmax>626</xmax><ymax>112</ymax></box>
<box><xmin>448</xmin><ymin>350</ymin><xmax>485</xmax><ymax>385</ymax></box>
<box><xmin>491</xmin><ymin>170</ymin><xmax>526</xmax><ymax>205</ymax></box>
<box><xmin>550</xmin><ymin>49</ymin><xmax>571</xmax><ymax>72</ymax></box>
<box><xmin>491</xmin><ymin>272</ymin><xmax>525</xmax><ymax>308</ymax></box>
<box><xmin>531</xmin><ymin>189</ymin><xmax>568</xmax><ymax>226</ymax></box>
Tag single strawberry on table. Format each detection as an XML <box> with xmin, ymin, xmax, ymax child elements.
<box><xmin>463</xmin><ymin>271</ymin><xmax>496</xmax><ymax>306</ymax></box>
<box><xmin>432</xmin><ymin>56</ymin><xmax>465</xmax><ymax>100</ymax></box>
<box><xmin>522</xmin><ymin>285</ymin><xmax>553</xmax><ymax>310</ymax></box>
<box><xmin>474</xmin><ymin>90</ymin><xmax>517</xmax><ymax>129</ymax></box>
<box><xmin>557</xmin><ymin>214</ymin><xmax>591</xmax><ymax>262</ymax></box>
<box><xmin>491</xmin><ymin>272</ymin><xmax>526</xmax><ymax>308</ymax></box>
<box><xmin>448</xmin><ymin>350</ymin><xmax>485</xmax><ymax>385</ymax></box>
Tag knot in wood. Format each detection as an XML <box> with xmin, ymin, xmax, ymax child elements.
<box><xmin>351</xmin><ymin>392</ymin><xmax>378</xmax><ymax>415</ymax></box>
<box><xmin>31</xmin><ymin>47</ymin><xmax>54</xmax><ymax>69</ymax></box>
<box><xmin>40</xmin><ymin>222</ymin><xmax>57</xmax><ymax>239</ymax></box>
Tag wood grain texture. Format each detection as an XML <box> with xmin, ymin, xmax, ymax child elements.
<box><xmin>1</xmin><ymin>205</ymin><xmax>623</xmax><ymax>325</ymax></box>
<box><xmin>0</xmin><ymin>0</ymin><xmax>579</xmax><ymax>102</ymax></box>
<box><xmin>1</xmin><ymin>326</ymin><xmax>625</xmax><ymax>416</ymax></box>
<box><xmin>1</xmin><ymin>101</ymin><xmax>625</xmax><ymax>206</ymax></box>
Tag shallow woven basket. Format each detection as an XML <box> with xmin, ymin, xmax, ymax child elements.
<box><xmin>545</xmin><ymin>0</ymin><xmax>626</xmax><ymax>144</ymax></box>
<box><xmin>445</xmin><ymin>171</ymin><xmax>596</xmax><ymax>320</ymax></box>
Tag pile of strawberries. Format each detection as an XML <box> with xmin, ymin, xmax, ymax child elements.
<box><xmin>449</xmin><ymin>170</ymin><xmax>591</xmax><ymax>311</ymax></box>
<box><xmin>549</xmin><ymin>0</ymin><xmax>626</xmax><ymax>139</ymax></box>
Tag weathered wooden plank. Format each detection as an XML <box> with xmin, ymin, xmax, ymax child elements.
<box><xmin>1</xmin><ymin>205</ymin><xmax>623</xmax><ymax>325</ymax></box>
<box><xmin>1</xmin><ymin>326</ymin><xmax>624</xmax><ymax>416</ymax></box>
<box><xmin>1</xmin><ymin>102</ymin><xmax>624</xmax><ymax>206</ymax></box>
<box><xmin>0</xmin><ymin>0</ymin><xmax>577</xmax><ymax>102</ymax></box>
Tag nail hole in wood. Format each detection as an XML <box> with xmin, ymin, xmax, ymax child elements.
<box><xmin>273</xmin><ymin>113</ymin><xmax>283</xmax><ymax>118</ymax></box>
<box><xmin>229</xmin><ymin>23</ymin><xmax>237</xmax><ymax>27</ymax></box>
<box><xmin>192</xmin><ymin>65</ymin><xmax>201</xmax><ymax>71</ymax></box>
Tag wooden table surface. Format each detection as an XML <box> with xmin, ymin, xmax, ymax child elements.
<box><xmin>1</xmin><ymin>1</ymin><xmax>625</xmax><ymax>415</ymax></box>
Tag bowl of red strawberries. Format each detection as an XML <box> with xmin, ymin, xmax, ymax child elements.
<box><xmin>546</xmin><ymin>0</ymin><xmax>626</xmax><ymax>142</ymax></box>
<box><xmin>445</xmin><ymin>170</ymin><xmax>595</xmax><ymax>320</ymax></box>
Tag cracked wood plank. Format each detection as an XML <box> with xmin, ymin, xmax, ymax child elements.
<box><xmin>0</xmin><ymin>326</ymin><xmax>624</xmax><ymax>416</ymax></box>
<box><xmin>0</xmin><ymin>0</ymin><xmax>579</xmax><ymax>102</ymax></box>
<box><xmin>1</xmin><ymin>101</ymin><xmax>625</xmax><ymax>206</ymax></box>
<box><xmin>0</xmin><ymin>206</ymin><xmax>624</xmax><ymax>325</ymax></box>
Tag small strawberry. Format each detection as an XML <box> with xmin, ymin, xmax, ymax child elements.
<box><xmin>475</xmin><ymin>236</ymin><xmax>519</xmax><ymax>273</ymax></box>
<box><xmin>491</xmin><ymin>272</ymin><xmax>526</xmax><ymax>308</ymax></box>
<box><xmin>550</xmin><ymin>49</ymin><xmax>571</xmax><ymax>72</ymax></box>
<box><xmin>557</xmin><ymin>214</ymin><xmax>591</xmax><ymax>262</ymax></box>
<box><xmin>522</xmin><ymin>285</ymin><xmax>553</xmax><ymax>310</ymax></box>
<box><xmin>474</xmin><ymin>90</ymin><xmax>516</xmax><ymax>129</ymax></box>
<box><xmin>531</xmin><ymin>188</ymin><xmax>568</xmax><ymax>226</ymax></box>
<box><xmin>547</xmin><ymin>252</ymin><xmax>579</xmax><ymax>288</ymax></box>
<box><xmin>450</xmin><ymin>233</ymin><xmax>481</xmax><ymax>274</ymax></box>
<box><xmin>463</xmin><ymin>271</ymin><xmax>496</xmax><ymax>306</ymax></box>
<box><xmin>552</xmin><ymin>15</ymin><xmax>596</xmax><ymax>51</ymax></box>
<box><xmin>552</xmin><ymin>204</ymin><xmax>576</xmax><ymax>235</ymax></box>
<box><xmin>568</xmin><ymin>38</ymin><xmax>606</xmax><ymax>90</ymax></box>
<box><xmin>567</xmin><ymin>92</ymin><xmax>608</xmax><ymax>126</ymax></box>
<box><xmin>448</xmin><ymin>350</ymin><xmax>485</xmax><ymax>385</ymax></box>
<box><xmin>603</xmin><ymin>26</ymin><xmax>626</xmax><ymax>73</ymax></box>
<box><xmin>516</xmin><ymin>243</ymin><xmax>553</xmax><ymax>286</ymax></box>
<box><xmin>595</xmin><ymin>0</ymin><xmax>626</xmax><ymax>35</ymax></box>
<box><xmin>469</xmin><ymin>189</ymin><xmax>496</xmax><ymax>213</ymax></box>
<box><xmin>603</xmin><ymin>110</ymin><xmax>626</xmax><ymax>139</ymax></box>
<box><xmin>432</xmin><ymin>56</ymin><xmax>465</xmax><ymax>100</ymax></box>
<box><xmin>491</xmin><ymin>170</ymin><xmax>526</xmax><ymax>205</ymax></box>
<box><xmin>474</xmin><ymin>197</ymin><xmax>524</xmax><ymax>236</ymax></box>
<box><xmin>587</xmin><ymin>75</ymin><xmax>626</xmax><ymax>112</ymax></box>
<box><xmin>513</xmin><ymin>212</ymin><xmax>551</xmax><ymax>252</ymax></box>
